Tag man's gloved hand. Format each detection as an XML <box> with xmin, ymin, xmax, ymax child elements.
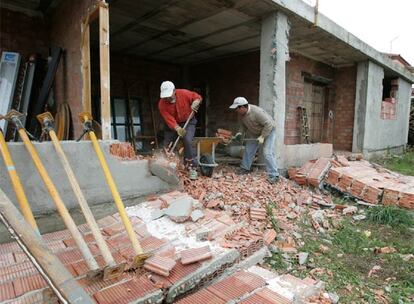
<box><xmin>257</xmin><ymin>135</ymin><xmax>265</xmax><ymax>145</ymax></box>
<box><xmin>191</xmin><ymin>99</ymin><xmax>201</xmax><ymax>112</ymax></box>
<box><xmin>232</xmin><ymin>132</ymin><xmax>242</xmax><ymax>142</ymax></box>
<box><xmin>175</xmin><ymin>126</ymin><xmax>187</xmax><ymax>137</ymax></box>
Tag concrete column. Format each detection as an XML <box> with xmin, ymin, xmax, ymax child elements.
<box><xmin>259</xmin><ymin>12</ymin><xmax>290</xmax><ymax>168</ymax></box>
<box><xmin>352</xmin><ymin>61</ymin><xmax>369</xmax><ymax>153</ymax></box>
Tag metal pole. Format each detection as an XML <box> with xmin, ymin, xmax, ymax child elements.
<box><xmin>0</xmin><ymin>189</ymin><xmax>94</xmax><ymax>304</ymax></box>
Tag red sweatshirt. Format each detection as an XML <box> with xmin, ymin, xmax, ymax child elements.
<box><xmin>158</xmin><ymin>89</ymin><xmax>202</xmax><ymax>129</ymax></box>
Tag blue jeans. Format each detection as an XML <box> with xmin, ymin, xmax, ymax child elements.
<box><xmin>240</xmin><ymin>129</ymin><xmax>279</xmax><ymax>178</ymax></box>
<box><xmin>163</xmin><ymin>118</ymin><xmax>197</xmax><ymax>167</ymax></box>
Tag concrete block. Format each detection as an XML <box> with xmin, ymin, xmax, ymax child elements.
<box><xmin>165</xmin><ymin>197</ymin><xmax>193</xmax><ymax>223</ymax></box>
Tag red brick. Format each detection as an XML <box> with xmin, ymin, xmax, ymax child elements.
<box><xmin>207</xmin><ymin>271</ymin><xmax>265</xmax><ymax>302</ymax></box>
<box><xmin>144</xmin><ymin>256</ymin><xmax>176</xmax><ymax>277</ymax></box>
<box><xmin>180</xmin><ymin>246</ymin><xmax>212</xmax><ymax>265</ymax></box>
<box><xmin>175</xmin><ymin>288</ymin><xmax>225</xmax><ymax>304</ymax></box>
<box><xmin>13</xmin><ymin>274</ymin><xmax>47</xmax><ymax>297</ymax></box>
<box><xmin>93</xmin><ymin>276</ymin><xmax>158</xmax><ymax>304</ymax></box>
<box><xmin>263</xmin><ymin>229</ymin><xmax>277</xmax><ymax>246</ymax></box>
<box><xmin>0</xmin><ymin>282</ymin><xmax>15</xmax><ymax>301</ymax></box>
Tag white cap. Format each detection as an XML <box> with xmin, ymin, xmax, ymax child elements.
<box><xmin>160</xmin><ymin>81</ymin><xmax>175</xmax><ymax>98</ymax></box>
<box><xmin>229</xmin><ymin>97</ymin><xmax>248</xmax><ymax>109</ymax></box>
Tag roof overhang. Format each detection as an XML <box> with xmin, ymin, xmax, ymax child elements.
<box><xmin>266</xmin><ymin>0</ymin><xmax>414</xmax><ymax>83</ymax></box>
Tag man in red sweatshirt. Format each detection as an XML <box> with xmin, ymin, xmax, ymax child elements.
<box><xmin>158</xmin><ymin>81</ymin><xmax>202</xmax><ymax>168</ymax></box>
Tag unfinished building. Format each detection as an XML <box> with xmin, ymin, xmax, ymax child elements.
<box><xmin>1</xmin><ymin>0</ymin><xmax>413</xmax><ymax>210</ymax></box>
<box><xmin>1</xmin><ymin>0</ymin><xmax>414</xmax><ymax>162</ymax></box>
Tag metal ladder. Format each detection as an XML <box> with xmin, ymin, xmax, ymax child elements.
<box><xmin>298</xmin><ymin>106</ymin><xmax>310</xmax><ymax>144</ymax></box>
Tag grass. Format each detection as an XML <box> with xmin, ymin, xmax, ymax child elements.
<box><xmin>373</xmin><ymin>149</ymin><xmax>414</xmax><ymax>176</ymax></box>
<box><xmin>266</xmin><ymin>216</ymin><xmax>414</xmax><ymax>303</ymax></box>
<box><xmin>367</xmin><ymin>205</ymin><xmax>414</xmax><ymax>228</ymax></box>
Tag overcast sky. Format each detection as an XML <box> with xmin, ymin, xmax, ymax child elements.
<box><xmin>306</xmin><ymin>0</ymin><xmax>414</xmax><ymax>66</ymax></box>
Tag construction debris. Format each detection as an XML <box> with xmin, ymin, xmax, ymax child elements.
<box><xmin>289</xmin><ymin>155</ymin><xmax>414</xmax><ymax>209</ymax></box>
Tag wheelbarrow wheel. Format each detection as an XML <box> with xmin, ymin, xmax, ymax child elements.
<box><xmin>199</xmin><ymin>154</ymin><xmax>214</xmax><ymax>177</ymax></box>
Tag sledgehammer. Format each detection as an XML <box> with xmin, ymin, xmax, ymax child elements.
<box><xmin>37</xmin><ymin>112</ymin><xmax>125</xmax><ymax>280</ymax></box>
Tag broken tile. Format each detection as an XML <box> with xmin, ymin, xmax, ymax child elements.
<box><xmin>263</xmin><ymin>229</ymin><xmax>277</xmax><ymax>246</ymax></box>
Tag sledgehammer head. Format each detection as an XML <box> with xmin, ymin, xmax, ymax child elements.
<box><xmin>149</xmin><ymin>158</ymin><xmax>180</xmax><ymax>185</ymax></box>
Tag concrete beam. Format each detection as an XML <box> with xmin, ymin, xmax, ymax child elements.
<box><xmin>259</xmin><ymin>11</ymin><xmax>290</xmax><ymax>168</ymax></box>
<box><xmin>268</xmin><ymin>0</ymin><xmax>414</xmax><ymax>83</ymax></box>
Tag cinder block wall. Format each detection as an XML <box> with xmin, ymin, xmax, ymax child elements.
<box><xmin>0</xmin><ymin>8</ymin><xmax>49</xmax><ymax>58</ymax></box>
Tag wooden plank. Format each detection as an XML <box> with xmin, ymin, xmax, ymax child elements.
<box><xmin>99</xmin><ymin>3</ymin><xmax>111</xmax><ymax>140</ymax></box>
<box><xmin>81</xmin><ymin>23</ymin><xmax>92</xmax><ymax>113</ymax></box>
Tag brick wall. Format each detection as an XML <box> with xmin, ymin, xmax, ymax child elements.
<box><xmin>285</xmin><ymin>53</ymin><xmax>335</xmax><ymax>145</ymax></box>
<box><xmin>331</xmin><ymin>66</ymin><xmax>357</xmax><ymax>151</ymax></box>
<box><xmin>49</xmin><ymin>0</ymin><xmax>95</xmax><ymax>137</ymax></box>
<box><xmin>190</xmin><ymin>52</ymin><xmax>260</xmax><ymax>135</ymax></box>
<box><xmin>98</xmin><ymin>54</ymin><xmax>181</xmax><ymax>141</ymax></box>
<box><xmin>0</xmin><ymin>8</ymin><xmax>49</xmax><ymax>59</ymax></box>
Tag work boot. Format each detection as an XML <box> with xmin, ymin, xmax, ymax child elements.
<box><xmin>188</xmin><ymin>168</ymin><xmax>198</xmax><ymax>180</ymax></box>
<box><xmin>236</xmin><ymin>167</ymin><xmax>250</xmax><ymax>175</ymax></box>
<box><xmin>268</xmin><ymin>176</ymin><xmax>280</xmax><ymax>184</ymax></box>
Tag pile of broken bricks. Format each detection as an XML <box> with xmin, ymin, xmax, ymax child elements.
<box><xmin>289</xmin><ymin>154</ymin><xmax>414</xmax><ymax>209</ymax></box>
<box><xmin>109</xmin><ymin>142</ymin><xmax>142</xmax><ymax>160</ymax></box>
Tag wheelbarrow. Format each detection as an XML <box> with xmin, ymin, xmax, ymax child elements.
<box><xmin>194</xmin><ymin>137</ymin><xmax>221</xmax><ymax>177</ymax></box>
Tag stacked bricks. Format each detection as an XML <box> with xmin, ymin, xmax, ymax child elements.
<box><xmin>381</xmin><ymin>98</ymin><xmax>397</xmax><ymax>120</ymax></box>
<box><xmin>331</xmin><ymin>66</ymin><xmax>357</xmax><ymax>150</ymax></box>
<box><xmin>215</xmin><ymin>129</ymin><xmax>233</xmax><ymax>144</ymax></box>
